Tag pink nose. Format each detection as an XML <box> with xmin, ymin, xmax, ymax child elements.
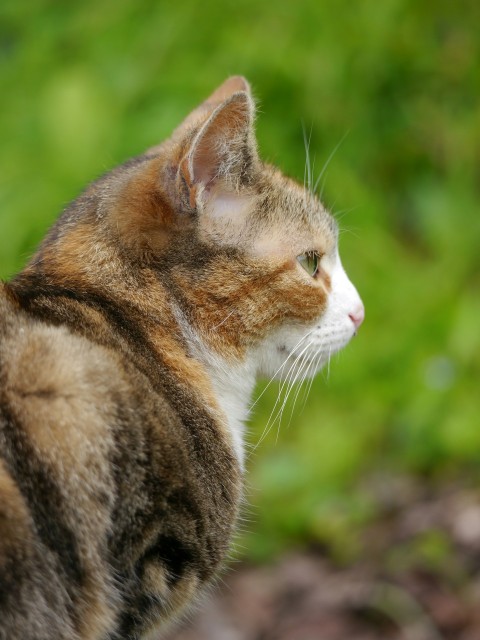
<box><xmin>349</xmin><ymin>303</ymin><xmax>365</xmax><ymax>330</ymax></box>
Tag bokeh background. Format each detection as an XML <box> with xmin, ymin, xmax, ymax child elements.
<box><xmin>1</xmin><ymin>1</ymin><xmax>479</xmax><ymax>638</ymax></box>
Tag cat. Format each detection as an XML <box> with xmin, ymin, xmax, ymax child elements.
<box><xmin>0</xmin><ymin>76</ymin><xmax>364</xmax><ymax>640</ymax></box>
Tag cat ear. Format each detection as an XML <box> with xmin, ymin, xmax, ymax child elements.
<box><xmin>108</xmin><ymin>80</ymin><xmax>257</xmax><ymax>256</ymax></box>
<box><xmin>172</xmin><ymin>76</ymin><xmax>252</xmax><ymax>141</ymax></box>
<box><xmin>179</xmin><ymin>90</ymin><xmax>258</xmax><ymax>210</ymax></box>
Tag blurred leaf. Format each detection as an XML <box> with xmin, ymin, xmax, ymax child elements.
<box><xmin>1</xmin><ymin>0</ymin><xmax>479</xmax><ymax>561</ymax></box>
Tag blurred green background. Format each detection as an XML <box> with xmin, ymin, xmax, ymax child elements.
<box><xmin>1</xmin><ymin>0</ymin><xmax>479</xmax><ymax>563</ymax></box>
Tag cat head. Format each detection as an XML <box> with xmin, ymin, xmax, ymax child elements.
<box><xmin>32</xmin><ymin>77</ymin><xmax>364</xmax><ymax>381</ymax></box>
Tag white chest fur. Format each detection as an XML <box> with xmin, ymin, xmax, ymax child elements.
<box><xmin>171</xmin><ymin>304</ymin><xmax>255</xmax><ymax>469</ymax></box>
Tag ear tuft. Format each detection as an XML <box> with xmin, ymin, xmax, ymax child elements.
<box><xmin>170</xmin><ymin>76</ymin><xmax>252</xmax><ymax>144</ymax></box>
<box><xmin>181</xmin><ymin>91</ymin><xmax>257</xmax><ymax>206</ymax></box>
<box><xmin>207</xmin><ymin>76</ymin><xmax>251</xmax><ymax>102</ymax></box>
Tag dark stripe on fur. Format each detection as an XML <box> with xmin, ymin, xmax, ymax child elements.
<box><xmin>7</xmin><ymin>276</ymin><xmax>239</xmax><ymax>630</ymax></box>
<box><xmin>8</xmin><ymin>277</ymin><xmax>236</xmax><ymax>476</ymax></box>
<box><xmin>136</xmin><ymin>534</ymin><xmax>195</xmax><ymax>584</ymax></box>
<box><xmin>0</xmin><ymin>403</ymin><xmax>85</xmax><ymax>599</ymax></box>
<box><xmin>117</xmin><ymin>593</ymin><xmax>165</xmax><ymax>639</ymax></box>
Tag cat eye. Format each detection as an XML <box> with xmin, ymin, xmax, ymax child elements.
<box><xmin>297</xmin><ymin>251</ymin><xmax>320</xmax><ymax>277</ymax></box>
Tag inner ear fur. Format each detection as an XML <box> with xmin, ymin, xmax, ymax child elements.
<box><xmin>180</xmin><ymin>91</ymin><xmax>258</xmax><ymax>208</ymax></box>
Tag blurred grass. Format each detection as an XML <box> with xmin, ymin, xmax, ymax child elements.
<box><xmin>1</xmin><ymin>0</ymin><xmax>479</xmax><ymax>562</ymax></box>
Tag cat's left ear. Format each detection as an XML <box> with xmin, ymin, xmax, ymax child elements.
<box><xmin>179</xmin><ymin>91</ymin><xmax>259</xmax><ymax>212</ymax></box>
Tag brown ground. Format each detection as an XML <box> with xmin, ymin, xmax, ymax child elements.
<box><xmin>165</xmin><ymin>477</ymin><xmax>480</xmax><ymax>640</ymax></box>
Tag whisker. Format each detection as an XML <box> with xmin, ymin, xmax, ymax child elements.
<box><xmin>274</xmin><ymin>351</ymin><xmax>309</xmax><ymax>443</ymax></box>
<box><xmin>302</xmin><ymin>351</ymin><xmax>322</xmax><ymax>410</ymax></box>
<box><xmin>284</xmin><ymin>351</ymin><xmax>315</xmax><ymax>432</ymax></box>
<box><xmin>338</xmin><ymin>226</ymin><xmax>361</xmax><ymax>240</ymax></box>
<box><xmin>211</xmin><ymin>308</ymin><xmax>236</xmax><ymax>331</ymax></box>
<box><xmin>249</xmin><ymin>327</ymin><xmax>317</xmax><ymax>413</ymax></box>
<box><xmin>295</xmin><ymin>351</ymin><xmax>321</xmax><ymax>420</ymax></box>
<box><xmin>272</xmin><ymin>341</ymin><xmax>315</xmax><ymax>440</ymax></box>
<box><xmin>265</xmin><ymin>347</ymin><xmax>310</xmax><ymax>427</ymax></box>
<box><xmin>313</xmin><ymin>130</ymin><xmax>350</xmax><ymax>195</ymax></box>
<box><xmin>331</xmin><ymin>205</ymin><xmax>360</xmax><ymax>222</ymax></box>
<box><xmin>254</xmin><ymin>340</ymin><xmax>312</xmax><ymax>450</ymax></box>
<box><xmin>288</xmin><ymin>337</ymin><xmax>325</xmax><ymax>426</ymax></box>
<box><xmin>302</xmin><ymin>122</ymin><xmax>314</xmax><ymax>194</ymax></box>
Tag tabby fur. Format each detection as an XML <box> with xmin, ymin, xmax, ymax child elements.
<box><xmin>0</xmin><ymin>77</ymin><xmax>363</xmax><ymax>639</ymax></box>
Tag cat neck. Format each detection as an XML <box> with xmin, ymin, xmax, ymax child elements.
<box><xmin>171</xmin><ymin>303</ymin><xmax>256</xmax><ymax>468</ymax></box>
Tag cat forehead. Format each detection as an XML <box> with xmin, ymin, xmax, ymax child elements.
<box><xmin>261</xmin><ymin>171</ymin><xmax>335</xmax><ymax>224</ymax></box>
<box><xmin>248</xmin><ymin>166</ymin><xmax>338</xmax><ymax>256</ymax></box>
<box><xmin>201</xmin><ymin>164</ymin><xmax>338</xmax><ymax>257</ymax></box>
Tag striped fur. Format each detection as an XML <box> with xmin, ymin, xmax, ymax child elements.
<box><xmin>0</xmin><ymin>77</ymin><xmax>362</xmax><ymax>639</ymax></box>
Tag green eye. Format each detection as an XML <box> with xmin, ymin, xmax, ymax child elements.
<box><xmin>297</xmin><ymin>251</ymin><xmax>320</xmax><ymax>277</ymax></box>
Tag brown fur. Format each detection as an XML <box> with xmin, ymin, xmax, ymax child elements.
<box><xmin>0</xmin><ymin>77</ymin><xmax>339</xmax><ymax>639</ymax></box>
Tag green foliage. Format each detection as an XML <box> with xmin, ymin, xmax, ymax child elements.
<box><xmin>1</xmin><ymin>0</ymin><xmax>479</xmax><ymax>561</ymax></box>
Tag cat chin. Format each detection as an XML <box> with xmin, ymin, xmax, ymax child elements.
<box><xmin>254</xmin><ymin>320</ymin><xmax>358</xmax><ymax>382</ymax></box>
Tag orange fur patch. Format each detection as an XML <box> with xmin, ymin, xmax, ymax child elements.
<box><xmin>111</xmin><ymin>157</ymin><xmax>181</xmax><ymax>255</ymax></box>
<box><xmin>0</xmin><ymin>459</ymin><xmax>32</xmax><ymax>558</ymax></box>
<box><xmin>173</xmin><ymin>255</ymin><xmax>327</xmax><ymax>359</ymax></box>
<box><xmin>36</xmin><ymin>221</ymin><xmax>104</xmax><ymax>287</ymax></box>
